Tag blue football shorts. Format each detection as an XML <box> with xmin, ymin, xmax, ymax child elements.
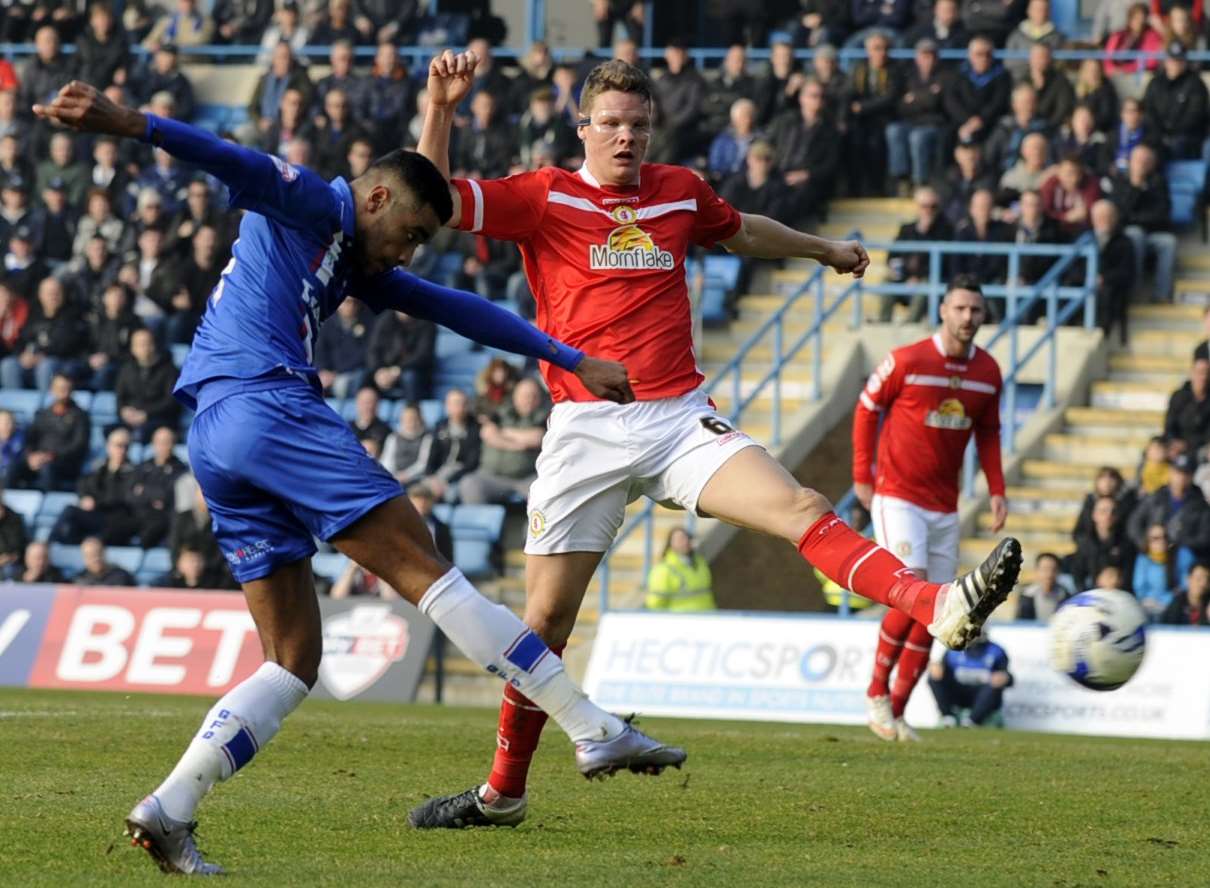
<box><xmin>189</xmin><ymin>379</ymin><xmax>403</xmax><ymax>583</ymax></box>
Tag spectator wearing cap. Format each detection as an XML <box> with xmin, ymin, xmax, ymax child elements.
<box><xmin>77</xmin><ymin>1</ymin><xmax>131</xmax><ymax>90</ymax></box>
<box><xmin>1161</xmin><ymin>561</ymin><xmax>1210</xmax><ymax>625</ymax></box>
<box><xmin>1105</xmin><ymin>2</ymin><xmax>1166</xmax><ymax>74</ymax></box>
<box><xmin>50</xmin><ymin>426</ymin><xmax>138</xmax><ymax>545</ymax></box>
<box><xmin>116</xmin><ymin>328</ymin><xmax>180</xmax><ymax>444</ymax></box>
<box><xmin>844</xmin><ymin>31</ymin><xmax>900</xmax><ymax>196</ymax></box>
<box><xmin>249</xmin><ymin>42</ymin><xmax>314</xmax><ymax>144</ymax></box>
<box><xmin>1129</xmin><ymin>451</ymin><xmax>1210</xmax><ymax>560</ymax></box>
<box><xmin>1</xmin><ymin>225</ymin><xmax>48</xmax><ymax>302</ymax></box>
<box><xmin>316</xmin><ymin>296</ymin><xmax>371</xmax><ymax>399</ymax></box>
<box><xmin>213</xmin><ymin>0</ymin><xmax>275</xmax><ymax>46</ymax></box>
<box><xmin>906</xmin><ymin>0</ymin><xmax>969</xmax><ymax>58</ymax></box>
<box><xmin>701</xmin><ymin>45</ymin><xmax>761</xmax><ymax>142</ymax></box>
<box><xmin>1166</xmin><ymin>354</ymin><xmax>1210</xmax><ymax>455</ymax></box>
<box><xmin>1142</xmin><ymin>41</ymin><xmax>1210</xmax><ymax>159</ymax></box>
<box><xmin>887</xmin><ymin>38</ymin><xmax>949</xmax><ymax>192</ymax></box>
<box><xmin>85</xmin><ymin>283</ymin><xmax>141</xmax><ymax>391</ymax></box>
<box><xmin>363</xmin><ymin>41</ymin><xmax>414</xmax><ymax>153</ymax></box>
<box><xmin>18</xmin><ymin>26</ymin><xmax>77</xmax><ymax>114</ymax></box>
<box><xmin>9</xmin><ymin>374</ymin><xmax>90</xmax><ymax>492</ymax></box>
<box><xmin>1005</xmin><ymin>0</ymin><xmax>1066</xmax><ymax>77</ymax></box>
<box><xmin>75</xmin><ymin>536</ymin><xmax>136</xmax><ymax>587</ymax></box>
<box><xmin>707</xmin><ymin>98</ymin><xmax>761</xmax><ymax>181</ymax></box>
<box><xmin>0</xmin><ymin>282</ymin><xmax>29</xmax><ymax>358</ymax></box>
<box><xmin>517</xmin><ymin>87</ymin><xmax>578</xmax><ymax>171</ymax></box>
<box><xmin>1102</xmin><ymin>143</ymin><xmax>1176</xmax><ymax>302</ymax></box>
<box><xmin>945</xmin><ymin>36</ymin><xmax>1012</xmax><ymax>146</ymax></box>
<box><xmin>35</xmin><ymin>133</ymin><xmax>90</xmax><ymax>211</ymax></box>
<box><xmin>647</xmin><ymin>41</ymin><xmax>707</xmax><ymax>166</ymax></box>
<box><xmin>1162</xmin><ymin>4</ymin><xmax>1207</xmax><ymax>69</ymax></box>
<box><xmin>135</xmin><ymin>44</ymin><xmax>195</xmax><ymax>123</ymax></box>
<box><xmin>257</xmin><ymin>3</ymin><xmax>310</xmax><ymax>67</ymax></box>
<box><xmin>720</xmin><ymin>140</ymin><xmax>788</xmax><ymax>222</ymax></box>
<box><xmin>756</xmin><ymin>36</ymin><xmax>805</xmax><ymax>127</ymax></box>
<box><xmin>769</xmin><ymin>78</ymin><xmax>840</xmax><ymax>224</ymax></box>
<box><xmin>143</xmin><ymin>0</ymin><xmax>214</xmax><ymax>50</ymax></box>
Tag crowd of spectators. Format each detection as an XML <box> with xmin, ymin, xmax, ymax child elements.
<box><xmin>1017</xmin><ymin>327</ymin><xmax>1210</xmax><ymax>626</ymax></box>
<box><xmin>0</xmin><ymin>2</ymin><xmax>1206</xmax><ymax>595</ymax></box>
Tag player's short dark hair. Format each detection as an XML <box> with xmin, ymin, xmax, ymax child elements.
<box><xmin>365</xmin><ymin>149</ymin><xmax>454</xmax><ymax>225</ymax></box>
<box><xmin>579</xmin><ymin>59</ymin><xmax>653</xmax><ymax>117</ymax></box>
<box><xmin>946</xmin><ymin>273</ymin><xmax>983</xmax><ymax>297</ymax></box>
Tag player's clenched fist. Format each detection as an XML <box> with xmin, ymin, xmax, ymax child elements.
<box><xmin>427</xmin><ymin>49</ymin><xmax>479</xmax><ymax>107</ymax></box>
<box><xmin>574</xmin><ymin>356</ymin><xmax>636</xmax><ymax>405</ymax></box>
<box><xmin>33</xmin><ymin>80</ymin><xmax>144</xmax><ymax>138</ymax></box>
<box><xmin>825</xmin><ymin>239</ymin><xmax>870</xmax><ymax>279</ymax></box>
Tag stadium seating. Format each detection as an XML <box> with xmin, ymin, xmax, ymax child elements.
<box><xmin>136</xmin><ymin>547</ymin><xmax>173</xmax><ymax>585</ymax></box>
<box><xmin>1166</xmin><ymin>161</ymin><xmax>1207</xmax><ymax>240</ymax></box>
<box><xmin>0</xmin><ymin>389</ymin><xmax>43</xmax><ymax>423</ymax></box>
<box><xmin>311</xmin><ymin>552</ymin><xmax>349</xmax><ymax>584</ymax></box>
<box><xmin>35</xmin><ymin>492</ymin><xmax>77</xmax><ymax>540</ymax></box>
<box><xmin>434</xmin><ymin>504</ymin><xmax>506</xmax><ymax>578</ymax></box>
<box><xmin>3</xmin><ymin>489</ymin><xmax>42</xmax><ymax>529</ymax></box>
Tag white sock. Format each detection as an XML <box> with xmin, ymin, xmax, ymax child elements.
<box><xmin>419</xmin><ymin>569</ymin><xmax>623</xmax><ymax>743</ymax></box>
<box><xmin>153</xmin><ymin>661</ymin><xmax>309</xmax><ymax>821</ymax></box>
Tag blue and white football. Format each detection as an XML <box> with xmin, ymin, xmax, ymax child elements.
<box><xmin>1048</xmin><ymin>589</ymin><xmax>1147</xmax><ymax>691</ymax></box>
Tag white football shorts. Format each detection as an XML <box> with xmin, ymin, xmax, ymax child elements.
<box><xmin>869</xmin><ymin>494</ymin><xmax>960</xmax><ymax>583</ymax></box>
<box><xmin>524</xmin><ymin>388</ymin><xmax>762</xmax><ymax>555</ymax></box>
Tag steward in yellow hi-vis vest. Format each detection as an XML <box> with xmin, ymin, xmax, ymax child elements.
<box><xmin>644</xmin><ymin>528</ymin><xmax>715</xmax><ymax>611</ymax></box>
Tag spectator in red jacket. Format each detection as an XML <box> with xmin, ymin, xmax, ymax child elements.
<box><xmin>1040</xmin><ymin>155</ymin><xmax>1101</xmax><ymax>239</ymax></box>
<box><xmin>1105</xmin><ymin>2</ymin><xmax>1165</xmax><ymax>74</ymax></box>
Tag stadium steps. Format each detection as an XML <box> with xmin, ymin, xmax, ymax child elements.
<box><xmin>954</xmin><ymin>300</ymin><xmax>1189</xmax><ymax>592</ymax></box>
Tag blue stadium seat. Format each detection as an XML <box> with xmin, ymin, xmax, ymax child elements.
<box><xmin>435</xmin><ymin>330</ymin><xmax>477</xmax><ymax>359</ymax></box>
<box><xmin>0</xmin><ymin>389</ymin><xmax>43</xmax><ymax>422</ymax></box>
<box><xmin>127</xmin><ymin>442</ymin><xmax>146</xmax><ymax>464</ymax></box>
<box><xmin>49</xmin><ymin>543</ymin><xmax>85</xmax><ymax>576</ymax></box>
<box><xmin>173</xmin><ymin>444</ymin><xmax>191</xmax><ymax>466</ymax></box>
<box><xmin>36</xmin><ymin>492</ymin><xmax>77</xmax><ymax>538</ymax></box>
<box><xmin>1166</xmin><ymin>161</ymin><xmax>1206</xmax><ymax>235</ymax></box>
<box><xmin>68</xmin><ymin>390</ymin><xmax>93</xmax><ymax>412</ymax></box>
<box><xmin>447</xmin><ymin>504</ymin><xmax>506</xmax><ymax>577</ymax></box>
<box><xmin>107</xmin><ymin>546</ymin><xmax>145</xmax><ymax>575</ymax></box>
<box><xmin>311</xmin><ymin>552</ymin><xmax>349</xmax><ymax>583</ymax></box>
<box><xmin>419</xmin><ymin>399</ymin><xmax>444</xmax><ymax>428</ymax></box>
<box><xmin>91</xmin><ymin>391</ymin><xmax>117</xmax><ymax>426</ymax></box>
<box><xmin>704</xmin><ymin>254</ymin><xmax>742</xmax><ymax>290</ymax></box>
<box><xmin>432</xmin><ymin>503</ymin><xmax>453</xmax><ymax>524</ymax></box>
<box><xmin>324</xmin><ymin>397</ymin><xmax>345</xmax><ymax>417</ymax></box>
<box><xmin>377</xmin><ymin>399</ymin><xmax>403</xmax><ymax>425</ymax></box>
<box><xmin>700</xmin><ymin>285</ymin><xmax>728</xmax><ymax>328</ymax></box>
<box><xmin>3</xmin><ymin>490</ymin><xmax>42</xmax><ymax>529</ymax></box>
<box><xmin>141</xmin><ymin>547</ymin><xmax>172</xmax><ymax>577</ymax></box>
<box><xmin>170</xmin><ymin>344</ymin><xmax>190</xmax><ymax>367</ymax></box>
<box><xmin>434</xmin><ymin>251</ymin><xmax>464</xmax><ymax>287</ymax></box>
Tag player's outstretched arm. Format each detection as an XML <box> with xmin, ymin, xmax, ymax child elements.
<box><xmin>417</xmin><ymin>49</ymin><xmax>479</xmax><ymax>229</ymax></box>
<box><xmin>34</xmin><ymin>81</ymin><xmax>332</xmax><ymax>228</ymax></box>
<box><xmin>721</xmin><ymin>212</ymin><xmax>870</xmax><ymax>278</ymax></box>
<box><xmin>361</xmin><ymin>269</ymin><xmax>636</xmax><ymax>403</ymax></box>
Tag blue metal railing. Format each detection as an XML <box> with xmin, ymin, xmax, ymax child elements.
<box><xmin>595</xmin><ymin>236</ymin><xmax>1098</xmax><ymax>615</ymax></box>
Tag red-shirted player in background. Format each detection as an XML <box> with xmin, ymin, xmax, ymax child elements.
<box><xmin>853</xmin><ymin>275</ymin><xmax>1007</xmax><ymax>743</ymax></box>
<box><xmin>410</xmin><ymin>51</ymin><xmax>1022</xmax><ymax>829</ymax></box>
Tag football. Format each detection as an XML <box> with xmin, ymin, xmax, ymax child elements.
<box><xmin>1049</xmin><ymin>590</ymin><xmax>1148</xmax><ymax>691</ymax></box>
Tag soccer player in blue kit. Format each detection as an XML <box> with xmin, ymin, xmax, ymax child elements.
<box><xmin>34</xmin><ymin>82</ymin><xmax>685</xmax><ymax>875</ymax></box>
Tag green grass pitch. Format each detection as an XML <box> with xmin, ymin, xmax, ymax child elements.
<box><xmin>1</xmin><ymin>687</ymin><xmax>1205</xmax><ymax>887</ymax></box>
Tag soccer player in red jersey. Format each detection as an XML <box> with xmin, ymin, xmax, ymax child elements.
<box><xmin>853</xmin><ymin>275</ymin><xmax>1008</xmax><ymax>742</ymax></box>
<box><xmin>409</xmin><ymin>51</ymin><xmax>1022</xmax><ymax>829</ymax></box>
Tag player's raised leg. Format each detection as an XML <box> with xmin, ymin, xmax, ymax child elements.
<box><xmin>409</xmin><ymin>550</ymin><xmax>609</xmax><ymax>828</ymax></box>
<box><xmin>694</xmin><ymin>446</ymin><xmax>1021</xmax><ymax>650</ymax></box>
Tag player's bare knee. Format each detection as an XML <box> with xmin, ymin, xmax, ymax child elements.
<box><xmin>786</xmin><ymin>486</ymin><xmax>831</xmax><ymax>541</ymax></box>
<box><xmin>525</xmin><ymin>605</ymin><xmax>577</xmax><ymax>648</ymax></box>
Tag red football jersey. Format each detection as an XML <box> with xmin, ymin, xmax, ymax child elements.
<box><xmin>452</xmin><ymin>163</ymin><xmax>742</xmax><ymax>402</ymax></box>
<box><xmin>852</xmin><ymin>333</ymin><xmax>1006</xmax><ymax>513</ymax></box>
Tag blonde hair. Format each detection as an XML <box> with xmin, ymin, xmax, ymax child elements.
<box><xmin>579</xmin><ymin>59</ymin><xmax>652</xmax><ymax>117</ymax></box>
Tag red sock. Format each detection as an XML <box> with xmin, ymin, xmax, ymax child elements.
<box><xmin>798</xmin><ymin>513</ymin><xmax>941</xmax><ymax>624</ymax></box>
<box><xmin>890</xmin><ymin>620</ymin><xmax>933</xmax><ymax>718</ymax></box>
<box><xmin>486</xmin><ymin>644</ymin><xmax>564</xmax><ymax>799</ymax></box>
<box><xmin>868</xmin><ymin>608</ymin><xmax>914</xmax><ymax>698</ymax></box>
